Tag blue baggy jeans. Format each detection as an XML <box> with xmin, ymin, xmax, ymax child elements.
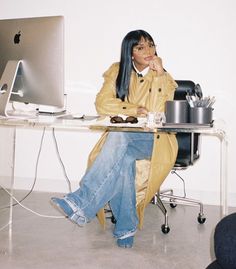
<box><xmin>66</xmin><ymin>131</ymin><xmax>154</xmax><ymax>239</ymax></box>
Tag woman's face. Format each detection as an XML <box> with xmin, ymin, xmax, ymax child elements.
<box><xmin>132</xmin><ymin>37</ymin><xmax>156</xmax><ymax>71</ymax></box>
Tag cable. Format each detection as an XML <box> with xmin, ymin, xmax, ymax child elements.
<box><xmin>52</xmin><ymin>128</ymin><xmax>72</xmax><ymax>192</ymax></box>
<box><xmin>0</xmin><ymin>221</ymin><xmax>12</xmax><ymax>232</ymax></box>
<box><xmin>18</xmin><ymin>127</ymin><xmax>46</xmax><ymax>201</ymax></box>
<box><xmin>0</xmin><ymin>183</ymin><xmax>65</xmax><ymax>219</ymax></box>
<box><xmin>0</xmin><ymin>127</ymin><xmax>46</xmax><ymax>211</ymax></box>
<box><xmin>0</xmin><ymin>127</ymin><xmax>71</xmax><ymax>218</ymax></box>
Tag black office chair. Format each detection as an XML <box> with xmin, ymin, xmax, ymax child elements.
<box><xmin>152</xmin><ymin>80</ymin><xmax>206</xmax><ymax>234</ymax></box>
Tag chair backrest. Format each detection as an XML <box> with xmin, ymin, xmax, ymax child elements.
<box><xmin>173</xmin><ymin>80</ymin><xmax>201</xmax><ymax>168</ymax></box>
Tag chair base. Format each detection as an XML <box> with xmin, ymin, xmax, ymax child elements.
<box><xmin>152</xmin><ymin>189</ymin><xmax>206</xmax><ymax>234</ymax></box>
<box><xmin>104</xmin><ymin>205</ymin><xmax>117</xmax><ymax>224</ymax></box>
<box><xmin>151</xmin><ymin>195</ymin><xmax>170</xmax><ymax>234</ymax></box>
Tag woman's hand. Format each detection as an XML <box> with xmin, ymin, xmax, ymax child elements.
<box><xmin>149</xmin><ymin>55</ymin><xmax>165</xmax><ymax>76</ymax></box>
<box><xmin>137</xmin><ymin>106</ymin><xmax>148</xmax><ymax>117</ymax></box>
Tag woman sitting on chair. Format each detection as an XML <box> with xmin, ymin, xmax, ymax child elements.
<box><xmin>51</xmin><ymin>29</ymin><xmax>178</xmax><ymax>248</ymax></box>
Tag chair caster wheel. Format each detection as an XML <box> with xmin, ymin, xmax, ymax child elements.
<box><xmin>161</xmin><ymin>224</ymin><xmax>170</xmax><ymax>234</ymax></box>
<box><xmin>198</xmin><ymin>215</ymin><xmax>206</xmax><ymax>224</ymax></box>
<box><xmin>170</xmin><ymin>203</ymin><xmax>177</xmax><ymax>208</ymax></box>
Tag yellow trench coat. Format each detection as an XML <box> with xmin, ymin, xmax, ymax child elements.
<box><xmin>87</xmin><ymin>63</ymin><xmax>178</xmax><ymax>229</ymax></box>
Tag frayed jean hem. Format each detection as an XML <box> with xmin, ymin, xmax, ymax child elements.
<box><xmin>113</xmin><ymin>228</ymin><xmax>137</xmax><ymax>240</ymax></box>
<box><xmin>64</xmin><ymin>197</ymin><xmax>89</xmax><ymax>226</ymax></box>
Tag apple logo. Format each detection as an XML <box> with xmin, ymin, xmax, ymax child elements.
<box><xmin>14</xmin><ymin>31</ymin><xmax>21</xmax><ymax>44</ymax></box>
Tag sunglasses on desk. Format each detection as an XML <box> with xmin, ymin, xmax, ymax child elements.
<box><xmin>110</xmin><ymin>116</ymin><xmax>138</xmax><ymax>124</ymax></box>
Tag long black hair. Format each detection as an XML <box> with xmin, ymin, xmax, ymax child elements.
<box><xmin>116</xmin><ymin>30</ymin><xmax>155</xmax><ymax>101</ymax></box>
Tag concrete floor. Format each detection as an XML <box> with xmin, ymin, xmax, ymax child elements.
<box><xmin>0</xmin><ymin>190</ymin><xmax>234</xmax><ymax>269</ymax></box>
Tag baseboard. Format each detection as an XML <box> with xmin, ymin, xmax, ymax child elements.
<box><xmin>0</xmin><ymin>175</ymin><xmax>79</xmax><ymax>194</ymax></box>
<box><xmin>160</xmin><ymin>187</ymin><xmax>236</xmax><ymax>207</ymax></box>
<box><xmin>1</xmin><ymin>176</ymin><xmax>236</xmax><ymax>207</ymax></box>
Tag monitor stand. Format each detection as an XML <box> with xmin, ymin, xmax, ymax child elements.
<box><xmin>0</xmin><ymin>60</ymin><xmax>24</xmax><ymax>117</ymax></box>
<box><xmin>0</xmin><ymin>60</ymin><xmax>66</xmax><ymax>118</ymax></box>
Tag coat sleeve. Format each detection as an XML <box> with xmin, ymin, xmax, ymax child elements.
<box><xmin>95</xmin><ymin>63</ymin><xmax>139</xmax><ymax>116</ymax></box>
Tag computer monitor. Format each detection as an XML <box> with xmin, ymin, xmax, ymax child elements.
<box><xmin>0</xmin><ymin>15</ymin><xmax>65</xmax><ymax>116</ymax></box>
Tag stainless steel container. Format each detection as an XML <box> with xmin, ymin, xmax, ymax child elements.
<box><xmin>165</xmin><ymin>100</ymin><xmax>189</xmax><ymax>124</ymax></box>
<box><xmin>190</xmin><ymin>107</ymin><xmax>213</xmax><ymax>124</ymax></box>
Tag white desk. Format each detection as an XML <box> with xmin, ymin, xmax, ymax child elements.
<box><xmin>0</xmin><ymin>114</ymin><xmax>228</xmax><ymax>230</ymax></box>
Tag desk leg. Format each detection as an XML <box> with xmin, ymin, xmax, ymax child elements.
<box><xmin>0</xmin><ymin>126</ymin><xmax>16</xmax><ymax>254</ymax></box>
<box><xmin>7</xmin><ymin>126</ymin><xmax>16</xmax><ymax>254</ymax></box>
<box><xmin>220</xmin><ymin>133</ymin><xmax>228</xmax><ymax>217</ymax></box>
<box><xmin>9</xmin><ymin>127</ymin><xmax>16</xmax><ymax>232</ymax></box>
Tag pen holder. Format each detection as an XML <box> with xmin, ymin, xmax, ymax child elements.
<box><xmin>165</xmin><ymin>100</ymin><xmax>189</xmax><ymax>123</ymax></box>
<box><xmin>189</xmin><ymin>107</ymin><xmax>213</xmax><ymax>124</ymax></box>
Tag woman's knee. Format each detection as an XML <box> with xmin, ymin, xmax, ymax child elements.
<box><xmin>106</xmin><ymin>132</ymin><xmax>130</xmax><ymax>144</ymax></box>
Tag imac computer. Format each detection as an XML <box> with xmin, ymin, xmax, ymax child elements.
<box><xmin>0</xmin><ymin>15</ymin><xmax>65</xmax><ymax>117</ymax></box>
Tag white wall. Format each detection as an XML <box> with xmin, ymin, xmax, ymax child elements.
<box><xmin>0</xmin><ymin>0</ymin><xmax>235</xmax><ymax>206</ymax></box>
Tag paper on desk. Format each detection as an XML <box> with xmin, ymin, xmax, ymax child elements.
<box><xmin>55</xmin><ymin>113</ymin><xmax>99</xmax><ymax>120</ymax></box>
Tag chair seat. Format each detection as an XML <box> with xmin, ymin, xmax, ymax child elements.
<box><xmin>174</xmin><ymin>154</ymin><xmax>199</xmax><ymax>168</ymax></box>
<box><xmin>174</xmin><ymin>158</ymin><xmax>191</xmax><ymax>168</ymax></box>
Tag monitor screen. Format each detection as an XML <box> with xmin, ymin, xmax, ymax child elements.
<box><xmin>0</xmin><ymin>16</ymin><xmax>64</xmax><ymax>116</ymax></box>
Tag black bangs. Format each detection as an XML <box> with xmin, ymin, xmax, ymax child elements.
<box><xmin>133</xmin><ymin>30</ymin><xmax>155</xmax><ymax>44</ymax></box>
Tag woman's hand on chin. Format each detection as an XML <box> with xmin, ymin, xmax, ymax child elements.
<box><xmin>149</xmin><ymin>55</ymin><xmax>165</xmax><ymax>76</ymax></box>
